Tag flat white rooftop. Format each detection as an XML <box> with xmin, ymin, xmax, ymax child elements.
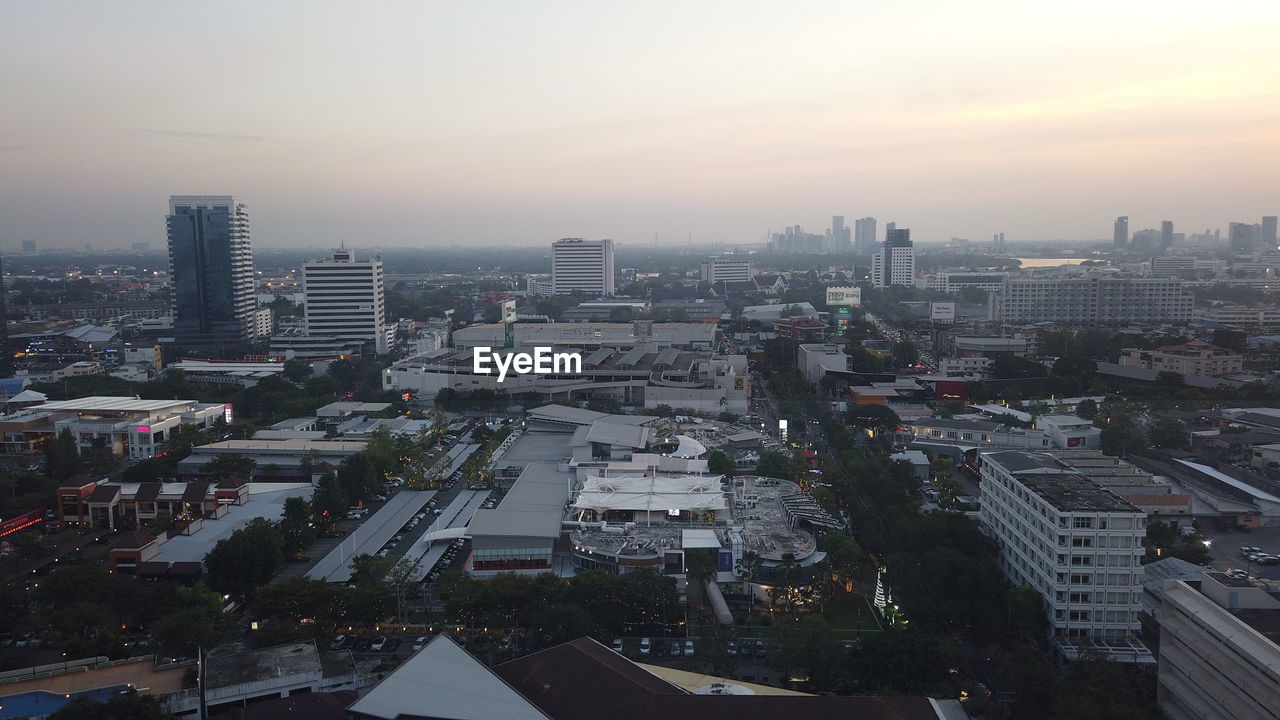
<box><xmin>30</xmin><ymin>396</ymin><xmax>199</xmax><ymax>412</ymax></box>
<box><xmin>152</xmin><ymin>484</ymin><xmax>314</xmax><ymax>563</ymax></box>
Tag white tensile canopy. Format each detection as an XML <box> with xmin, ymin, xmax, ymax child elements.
<box><xmin>573</xmin><ymin>474</ymin><xmax>727</xmax><ymax>512</ymax></box>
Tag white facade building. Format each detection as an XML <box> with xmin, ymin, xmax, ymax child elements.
<box><xmin>699</xmin><ymin>257</ymin><xmax>753</xmax><ymax>283</ymax></box>
<box><xmin>871</xmin><ymin>228</ymin><xmax>914</xmax><ymax>288</ymax></box>
<box><xmin>995</xmin><ymin>276</ymin><xmax>1193</xmax><ymax>325</ymax></box>
<box><xmin>552</xmin><ymin>238</ymin><xmax>615</xmax><ymax>296</ymax></box>
<box><xmin>979</xmin><ymin>450</ymin><xmax>1151</xmax><ymax>662</ymax></box>
<box><xmin>303</xmin><ymin>248</ymin><xmax>388</xmax><ymax>354</ymax></box>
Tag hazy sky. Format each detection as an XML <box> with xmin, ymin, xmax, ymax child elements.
<box><xmin>3</xmin><ymin>1</ymin><xmax>1279</xmax><ymax>249</ymax></box>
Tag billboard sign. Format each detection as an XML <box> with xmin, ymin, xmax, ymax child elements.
<box><xmin>501</xmin><ymin>299</ymin><xmax>518</xmax><ymax>324</ymax></box>
<box><xmin>930</xmin><ymin>302</ymin><xmax>956</xmax><ymax>322</ymax></box>
<box><xmin>826</xmin><ymin>286</ymin><xmax>862</xmax><ymax>307</ymax></box>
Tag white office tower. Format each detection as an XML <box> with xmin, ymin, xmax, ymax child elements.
<box><xmin>871</xmin><ymin>227</ymin><xmax>914</xmax><ymax>288</ymax></box>
<box><xmin>303</xmin><ymin>248</ymin><xmax>388</xmax><ymax>354</ymax></box>
<box><xmin>700</xmin><ymin>257</ymin><xmax>752</xmax><ymax>283</ymax></box>
<box><xmin>979</xmin><ymin>451</ymin><xmax>1150</xmax><ymax>662</ymax></box>
<box><xmin>552</xmin><ymin>238</ymin><xmax>615</xmax><ymax>295</ymax></box>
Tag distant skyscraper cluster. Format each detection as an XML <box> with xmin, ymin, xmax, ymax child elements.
<box><xmin>1112</xmin><ymin>213</ymin><xmax>1275</xmax><ymax>254</ymax></box>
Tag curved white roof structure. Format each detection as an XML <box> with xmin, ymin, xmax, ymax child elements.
<box><xmin>671</xmin><ymin>435</ymin><xmax>707</xmax><ymax>458</ymax></box>
<box><xmin>574</xmin><ymin>474</ymin><xmax>727</xmax><ymax>512</ymax></box>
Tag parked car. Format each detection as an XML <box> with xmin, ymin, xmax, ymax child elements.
<box><xmin>412</xmin><ymin>636</ymin><xmax>428</xmax><ymax>652</ymax></box>
<box><xmin>384</xmin><ymin>637</ymin><xmax>401</xmax><ymax>652</ymax></box>
<box><xmin>355</xmin><ymin>636</ymin><xmax>373</xmax><ymax>651</ymax></box>
<box><xmin>652</xmin><ymin>640</ymin><xmax>666</xmax><ymax>657</ymax></box>
<box><xmin>639</xmin><ymin>638</ymin><xmax>651</xmax><ymax>655</ymax></box>
<box><xmin>370</xmin><ymin>635</ymin><xmax>387</xmax><ymax>652</ymax></box>
<box><xmin>329</xmin><ymin>634</ymin><xmax>347</xmax><ymax>651</ymax></box>
<box><xmin>1240</xmin><ymin>546</ymin><xmax>1262</xmax><ymax>557</ymax></box>
<box><xmin>754</xmin><ymin>640</ymin><xmax>767</xmax><ymax>657</ymax></box>
<box><xmin>683</xmin><ymin>640</ymin><xmax>695</xmax><ymax>657</ymax></box>
<box><xmin>726</xmin><ymin>641</ymin><xmax>737</xmax><ymax>656</ymax></box>
<box><xmin>670</xmin><ymin>640</ymin><xmax>682</xmax><ymax>657</ymax></box>
<box><xmin>1257</xmin><ymin>554</ymin><xmax>1280</xmax><ymax>565</ymax></box>
<box><xmin>611</xmin><ymin>638</ymin><xmax>624</xmax><ymax>653</ymax></box>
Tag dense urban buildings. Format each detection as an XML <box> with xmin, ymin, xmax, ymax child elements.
<box><xmin>166</xmin><ymin>195</ymin><xmax>257</xmax><ymax>342</ymax></box>
<box><xmin>303</xmin><ymin>247</ymin><xmax>390</xmax><ymax>355</ymax></box>
<box><xmin>552</xmin><ymin>238</ymin><xmax>615</xmax><ymax>296</ymax></box>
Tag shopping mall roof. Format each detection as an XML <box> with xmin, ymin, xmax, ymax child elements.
<box><xmin>574</xmin><ymin>475</ymin><xmax>727</xmax><ymax>513</ymax></box>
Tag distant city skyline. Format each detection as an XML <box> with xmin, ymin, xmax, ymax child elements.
<box><xmin>2</xmin><ymin>2</ymin><xmax>1279</xmax><ymax>248</ymax></box>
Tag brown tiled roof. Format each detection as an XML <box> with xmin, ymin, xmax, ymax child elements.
<box><xmin>134</xmin><ymin>482</ymin><xmax>162</xmax><ymax>503</ymax></box>
<box><xmin>86</xmin><ymin>484</ymin><xmax>121</xmax><ymax>503</ymax></box>
<box><xmin>111</xmin><ymin>531</ymin><xmax>158</xmax><ymax>551</ymax></box>
<box><xmin>493</xmin><ymin>638</ymin><xmax>941</xmax><ymax>720</ymax></box>
<box><xmin>182</xmin><ymin>482</ymin><xmax>210</xmax><ymax>503</ymax></box>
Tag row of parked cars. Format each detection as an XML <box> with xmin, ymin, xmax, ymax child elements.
<box><xmin>424</xmin><ymin>538</ymin><xmax>466</xmax><ymax>583</ymax></box>
<box><xmin>1239</xmin><ymin>546</ymin><xmax>1279</xmax><ymax>565</ymax></box>
<box><xmin>329</xmin><ymin>633</ymin><xmax>433</xmax><ymax>653</ymax></box>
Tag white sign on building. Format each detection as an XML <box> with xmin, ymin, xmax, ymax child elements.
<box><xmin>826</xmin><ymin>286</ymin><xmax>862</xmax><ymax>307</ymax></box>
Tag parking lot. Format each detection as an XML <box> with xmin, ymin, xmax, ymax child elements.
<box><xmin>1201</xmin><ymin>526</ymin><xmax>1280</xmax><ymax>584</ymax></box>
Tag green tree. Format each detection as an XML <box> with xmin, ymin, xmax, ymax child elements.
<box><xmin>1148</xmin><ymin>417</ymin><xmax>1186</xmax><ymax>449</ymax></box>
<box><xmin>199</xmin><ymin>454</ymin><xmax>257</xmax><ymax>481</ymax></box>
<box><xmin>204</xmin><ymin>518</ymin><xmax>285</xmax><ymax>597</ymax></box>
<box><xmin>756</xmin><ymin>450</ymin><xmax>794</xmax><ymax>480</ymax></box>
<box><xmin>768</xmin><ymin>615</ymin><xmax>848</xmax><ymax>690</ymax></box>
<box><xmin>337</xmin><ymin>453</ymin><xmax>379</xmax><ymax>503</ymax></box>
<box><xmin>45</xmin><ymin>426</ymin><xmax>81</xmax><ymax>481</ymax></box>
<box><xmin>891</xmin><ymin>340</ymin><xmax>920</xmax><ymax>369</ymax></box>
<box><xmin>990</xmin><ymin>355</ymin><xmax>1048</xmax><ymax>379</ymax></box>
<box><xmin>707</xmin><ymin>449</ymin><xmax>737</xmax><ymax>477</ymax></box>
<box><xmin>311</xmin><ymin>472</ymin><xmax>348</xmax><ymax>527</ymax></box>
<box><xmin>1076</xmin><ymin>398</ymin><xmax>1098</xmax><ymax>420</ymax></box>
<box><xmin>282</xmin><ymin>359</ymin><xmax>313</xmax><ymax>382</ymax></box>
<box><xmin>280</xmin><ymin>495</ymin><xmax>316</xmax><ymax>559</ymax></box>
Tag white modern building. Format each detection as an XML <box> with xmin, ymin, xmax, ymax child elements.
<box><xmin>979</xmin><ymin>450</ymin><xmax>1151</xmax><ymax>662</ymax></box>
<box><xmin>798</xmin><ymin>343</ymin><xmax>849</xmax><ymax>388</ymax></box>
<box><xmin>994</xmin><ymin>276</ymin><xmax>1194</xmax><ymax>325</ymax></box>
<box><xmin>552</xmin><ymin>238</ymin><xmax>615</xmax><ymax>296</ymax></box>
<box><xmin>699</xmin><ymin>257</ymin><xmax>752</xmax><ymax>284</ymax></box>
<box><xmin>924</xmin><ymin>272</ymin><xmax>1008</xmax><ymax>293</ymax></box>
<box><xmin>303</xmin><ymin>248</ymin><xmax>389</xmax><ymax>354</ymax></box>
<box><xmin>1156</xmin><ymin>574</ymin><xmax>1280</xmax><ymax>720</ymax></box>
<box><xmin>871</xmin><ymin>227</ymin><xmax>914</xmax><ymax>288</ymax></box>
